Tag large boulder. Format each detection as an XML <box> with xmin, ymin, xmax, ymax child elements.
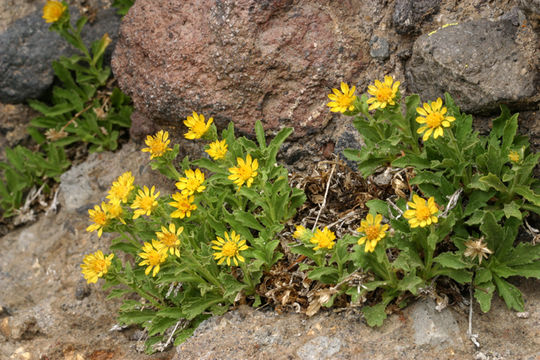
<box><xmin>406</xmin><ymin>18</ymin><xmax>539</xmax><ymax>113</ymax></box>
<box><xmin>111</xmin><ymin>0</ymin><xmax>369</xmax><ymax>138</ymax></box>
<box><xmin>0</xmin><ymin>7</ymin><xmax>122</xmax><ymax>103</ymax></box>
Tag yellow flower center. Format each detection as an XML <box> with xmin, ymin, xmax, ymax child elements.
<box><xmin>140</xmin><ymin>196</ymin><xmax>155</xmax><ymax>211</ymax></box>
<box><xmin>192</xmin><ymin>122</ymin><xmax>207</xmax><ymax>136</ymax></box>
<box><xmin>91</xmin><ymin>259</ymin><xmax>108</xmax><ymax>274</ymax></box>
<box><xmin>151</xmin><ymin>142</ymin><xmax>167</xmax><ymax>156</ymax></box>
<box><xmin>148</xmin><ymin>251</ymin><xmax>162</xmax><ymax>266</ymax></box>
<box><xmin>187</xmin><ymin>178</ymin><xmax>200</xmax><ymax>190</ymax></box>
<box><xmin>237</xmin><ymin>165</ymin><xmax>254</xmax><ymax>181</ymax></box>
<box><xmin>337</xmin><ymin>94</ymin><xmax>354</xmax><ymax>108</ymax></box>
<box><xmin>161</xmin><ymin>233</ymin><xmax>177</xmax><ymax>247</ymax></box>
<box><xmin>425</xmin><ymin>112</ymin><xmax>444</xmax><ymax>128</ymax></box>
<box><xmin>415</xmin><ymin>204</ymin><xmax>432</xmax><ymax>221</ymax></box>
<box><xmin>376</xmin><ymin>87</ymin><xmax>393</xmax><ymax>102</ymax></box>
<box><xmin>222</xmin><ymin>242</ymin><xmax>238</xmax><ymax>257</ymax></box>
<box><xmin>317</xmin><ymin>237</ymin><xmax>332</xmax><ymax>248</ymax></box>
<box><xmin>94</xmin><ymin>212</ymin><xmax>107</xmax><ymax>225</ymax></box>
<box><xmin>365</xmin><ymin>225</ymin><xmax>381</xmax><ymax>241</ymax></box>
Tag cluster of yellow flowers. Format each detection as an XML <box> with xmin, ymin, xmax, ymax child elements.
<box><xmin>327</xmin><ymin>76</ymin><xmax>456</xmax><ymax>141</ymax></box>
<box><xmin>82</xmin><ymin>110</ymin><xmax>259</xmax><ymax>283</ymax></box>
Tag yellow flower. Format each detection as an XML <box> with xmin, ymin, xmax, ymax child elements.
<box><xmin>416</xmin><ymin>98</ymin><xmax>456</xmax><ymax>141</ymax></box>
<box><xmin>403</xmin><ymin>194</ymin><xmax>439</xmax><ymax>228</ymax></box>
<box><xmin>131</xmin><ymin>186</ymin><xmax>160</xmax><ymax>219</ymax></box>
<box><xmin>42</xmin><ymin>0</ymin><xmax>67</xmax><ymax>23</ymax></box>
<box><xmin>366</xmin><ymin>76</ymin><xmax>400</xmax><ymax>111</ymax></box>
<box><xmin>141</xmin><ymin>130</ymin><xmax>172</xmax><ymax>159</ymax></box>
<box><xmin>228</xmin><ymin>154</ymin><xmax>259</xmax><ymax>189</ymax></box>
<box><xmin>138</xmin><ymin>240</ymin><xmax>168</xmax><ymax>277</ymax></box>
<box><xmin>80</xmin><ymin>250</ymin><xmax>114</xmax><ymax>284</ymax></box>
<box><xmin>107</xmin><ymin>171</ymin><xmax>135</xmax><ymax>203</ymax></box>
<box><xmin>106</xmin><ymin>200</ymin><xmax>126</xmax><ymax>224</ymax></box>
<box><xmin>156</xmin><ymin>223</ymin><xmax>183</xmax><ymax>257</ymax></box>
<box><xmin>212</xmin><ymin>231</ymin><xmax>249</xmax><ymax>266</ymax></box>
<box><xmin>86</xmin><ymin>202</ymin><xmax>109</xmax><ymax>237</ymax></box>
<box><xmin>327</xmin><ymin>82</ymin><xmax>358</xmax><ymax>113</ymax></box>
<box><xmin>508</xmin><ymin>150</ymin><xmax>520</xmax><ymax>163</ymax></box>
<box><xmin>357</xmin><ymin>213</ymin><xmax>389</xmax><ymax>253</ymax></box>
<box><xmin>464</xmin><ymin>237</ymin><xmax>493</xmax><ymax>265</ymax></box>
<box><xmin>310</xmin><ymin>227</ymin><xmax>336</xmax><ymax>251</ymax></box>
<box><xmin>175</xmin><ymin>168</ymin><xmax>206</xmax><ymax>196</ymax></box>
<box><xmin>206</xmin><ymin>139</ymin><xmax>228</xmax><ymax>160</ymax></box>
<box><xmin>184</xmin><ymin>112</ymin><xmax>213</xmax><ymax>140</ymax></box>
<box><xmin>169</xmin><ymin>193</ymin><xmax>197</xmax><ymax>218</ymax></box>
<box><xmin>293</xmin><ymin>225</ymin><xmax>312</xmax><ymax>242</ymax></box>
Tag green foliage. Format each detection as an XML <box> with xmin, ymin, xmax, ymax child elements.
<box><xmin>334</xmin><ymin>79</ymin><xmax>540</xmax><ymax>325</ymax></box>
<box><xmin>0</xmin><ymin>4</ymin><xmax>131</xmax><ymax>218</ymax></box>
<box><xmin>112</xmin><ymin>0</ymin><xmax>135</xmax><ymax>16</ymax></box>
<box><xmin>89</xmin><ymin>121</ymin><xmax>305</xmax><ymax>353</ymax></box>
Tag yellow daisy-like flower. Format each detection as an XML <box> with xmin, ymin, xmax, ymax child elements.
<box><xmin>156</xmin><ymin>223</ymin><xmax>183</xmax><ymax>257</ymax></box>
<box><xmin>212</xmin><ymin>231</ymin><xmax>249</xmax><ymax>266</ymax></box>
<box><xmin>357</xmin><ymin>213</ymin><xmax>389</xmax><ymax>253</ymax></box>
<box><xmin>508</xmin><ymin>150</ymin><xmax>520</xmax><ymax>163</ymax></box>
<box><xmin>141</xmin><ymin>130</ymin><xmax>172</xmax><ymax>159</ymax></box>
<box><xmin>169</xmin><ymin>192</ymin><xmax>197</xmax><ymax>219</ymax></box>
<box><xmin>228</xmin><ymin>154</ymin><xmax>259</xmax><ymax>189</ymax></box>
<box><xmin>138</xmin><ymin>240</ymin><xmax>168</xmax><ymax>277</ymax></box>
<box><xmin>175</xmin><ymin>168</ymin><xmax>206</xmax><ymax>196</ymax></box>
<box><xmin>80</xmin><ymin>250</ymin><xmax>114</xmax><ymax>284</ymax></box>
<box><xmin>327</xmin><ymin>82</ymin><xmax>358</xmax><ymax>113</ymax></box>
<box><xmin>107</xmin><ymin>171</ymin><xmax>135</xmax><ymax>203</ymax></box>
<box><xmin>106</xmin><ymin>200</ymin><xmax>126</xmax><ymax>224</ymax></box>
<box><xmin>184</xmin><ymin>112</ymin><xmax>213</xmax><ymax>140</ymax></box>
<box><xmin>131</xmin><ymin>185</ymin><xmax>160</xmax><ymax>219</ymax></box>
<box><xmin>293</xmin><ymin>225</ymin><xmax>312</xmax><ymax>242</ymax></box>
<box><xmin>86</xmin><ymin>202</ymin><xmax>109</xmax><ymax>237</ymax></box>
<box><xmin>42</xmin><ymin>0</ymin><xmax>67</xmax><ymax>23</ymax></box>
<box><xmin>403</xmin><ymin>194</ymin><xmax>439</xmax><ymax>228</ymax></box>
<box><xmin>366</xmin><ymin>75</ymin><xmax>400</xmax><ymax>111</ymax></box>
<box><xmin>310</xmin><ymin>227</ymin><xmax>336</xmax><ymax>251</ymax></box>
<box><xmin>205</xmin><ymin>139</ymin><xmax>228</xmax><ymax>160</ymax></box>
<box><xmin>416</xmin><ymin>98</ymin><xmax>456</xmax><ymax>141</ymax></box>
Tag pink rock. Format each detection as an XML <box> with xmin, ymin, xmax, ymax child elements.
<box><xmin>112</xmin><ymin>0</ymin><xmax>366</xmax><ymax>139</ymax></box>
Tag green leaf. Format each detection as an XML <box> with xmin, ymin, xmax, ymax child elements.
<box><xmin>366</xmin><ymin>199</ymin><xmax>389</xmax><ymax>217</ymax></box>
<box><xmin>510</xmin><ymin>263</ymin><xmax>540</xmax><ymax>278</ymax></box>
<box><xmin>397</xmin><ymin>273</ymin><xmax>423</xmax><ymax>295</ymax></box>
<box><xmin>503</xmin><ymin>202</ymin><xmax>522</xmax><ymax>220</ymax></box>
<box><xmin>362</xmin><ymin>303</ymin><xmax>387</xmax><ymax>327</ymax></box>
<box><xmin>118</xmin><ymin>309</ymin><xmax>156</xmax><ymax>325</ymax></box>
<box><xmin>307</xmin><ymin>267</ymin><xmax>339</xmax><ymax>284</ymax></box>
<box><xmin>474</xmin><ymin>281</ymin><xmax>495</xmax><ymax>313</ymax></box>
<box><xmin>479</xmin><ymin>173</ymin><xmax>508</xmax><ymax>193</ymax></box>
<box><xmin>480</xmin><ymin>212</ymin><xmax>501</xmax><ymax>252</ymax></box>
<box><xmin>502</xmin><ymin>242</ymin><xmax>539</xmax><ymax>267</ymax></box>
<box><xmin>391</xmin><ymin>154</ymin><xmax>431</xmax><ymax>169</ymax></box>
<box><xmin>254</xmin><ymin>120</ymin><xmax>266</xmax><ymax>149</ymax></box>
<box><xmin>182</xmin><ymin>294</ymin><xmax>224</xmax><ymax>320</ymax></box>
<box><xmin>514</xmin><ymin>185</ymin><xmax>540</xmax><ymax>206</ymax></box>
<box><xmin>474</xmin><ymin>268</ymin><xmax>492</xmax><ymax>285</ymax></box>
<box><xmin>433</xmin><ymin>252</ymin><xmax>471</xmax><ymax>269</ymax></box>
<box><xmin>436</xmin><ymin>268</ymin><xmax>473</xmax><ymax>284</ymax></box>
<box><xmin>234</xmin><ymin>211</ymin><xmax>264</xmax><ymax>231</ymax></box>
<box><xmin>502</xmin><ymin>113</ymin><xmax>518</xmax><ymax>151</ymax></box>
<box><xmin>147</xmin><ymin>316</ymin><xmax>181</xmax><ymax>337</ymax></box>
<box><xmin>492</xmin><ymin>105</ymin><xmax>511</xmax><ymax>138</ymax></box>
<box><xmin>493</xmin><ymin>275</ymin><xmax>524</xmax><ymax>311</ymax></box>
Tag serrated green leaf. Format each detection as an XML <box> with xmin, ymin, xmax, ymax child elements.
<box><xmin>474</xmin><ymin>268</ymin><xmax>492</xmax><ymax>284</ymax></box>
<box><xmin>509</xmin><ymin>262</ymin><xmax>540</xmax><ymax>278</ymax></box>
<box><xmin>479</xmin><ymin>173</ymin><xmax>507</xmax><ymax>193</ymax></box>
<box><xmin>308</xmin><ymin>267</ymin><xmax>339</xmax><ymax>283</ymax></box>
<box><xmin>503</xmin><ymin>202</ymin><xmax>522</xmax><ymax>219</ymax></box>
<box><xmin>433</xmin><ymin>252</ymin><xmax>471</xmax><ymax>269</ymax></box>
<box><xmin>366</xmin><ymin>199</ymin><xmax>389</xmax><ymax>217</ymax></box>
<box><xmin>474</xmin><ymin>281</ymin><xmax>495</xmax><ymax>313</ymax></box>
<box><xmin>514</xmin><ymin>185</ymin><xmax>540</xmax><ymax>206</ymax></box>
<box><xmin>493</xmin><ymin>275</ymin><xmax>524</xmax><ymax>311</ymax></box>
<box><xmin>397</xmin><ymin>273</ymin><xmax>423</xmax><ymax>295</ymax></box>
<box><xmin>362</xmin><ymin>303</ymin><xmax>387</xmax><ymax>327</ymax></box>
<box><xmin>436</xmin><ymin>268</ymin><xmax>473</xmax><ymax>284</ymax></box>
<box><xmin>391</xmin><ymin>154</ymin><xmax>431</xmax><ymax>169</ymax></box>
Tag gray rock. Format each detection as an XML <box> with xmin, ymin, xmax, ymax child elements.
<box><xmin>518</xmin><ymin>0</ymin><xmax>540</xmax><ymax>16</ymax></box>
<box><xmin>0</xmin><ymin>8</ymin><xmax>121</xmax><ymax>104</ymax></box>
<box><xmin>370</xmin><ymin>36</ymin><xmax>390</xmax><ymax>61</ymax></box>
<box><xmin>296</xmin><ymin>336</ymin><xmax>342</xmax><ymax>360</ymax></box>
<box><xmin>393</xmin><ymin>0</ymin><xmax>441</xmax><ymax>35</ymax></box>
<box><xmin>410</xmin><ymin>299</ymin><xmax>462</xmax><ymax>348</ymax></box>
<box><xmin>407</xmin><ymin>18</ymin><xmax>539</xmax><ymax>113</ymax></box>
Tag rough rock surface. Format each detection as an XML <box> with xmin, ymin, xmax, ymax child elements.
<box><xmin>174</xmin><ymin>285</ymin><xmax>540</xmax><ymax>359</ymax></box>
<box><xmin>407</xmin><ymin>18</ymin><xmax>539</xmax><ymax>113</ymax></box>
<box><xmin>393</xmin><ymin>0</ymin><xmax>442</xmax><ymax>34</ymax></box>
<box><xmin>112</xmin><ymin>0</ymin><xmax>369</xmax><ymax>139</ymax></box>
<box><xmin>0</xmin><ymin>143</ymin><xmax>175</xmax><ymax>360</ymax></box>
<box><xmin>0</xmin><ymin>7</ymin><xmax>122</xmax><ymax>103</ymax></box>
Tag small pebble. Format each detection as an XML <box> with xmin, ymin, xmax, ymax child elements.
<box><xmin>516</xmin><ymin>311</ymin><xmax>530</xmax><ymax>319</ymax></box>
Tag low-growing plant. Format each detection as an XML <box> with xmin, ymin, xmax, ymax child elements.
<box><xmin>300</xmin><ymin>77</ymin><xmax>540</xmax><ymax>325</ymax></box>
<box><xmin>81</xmin><ymin>118</ymin><xmax>305</xmax><ymax>352</ymax></box>
<box><xmin>0</xmin><ymin>1</ymin><xmax>132</xmax><ymax>218</ymax></box>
